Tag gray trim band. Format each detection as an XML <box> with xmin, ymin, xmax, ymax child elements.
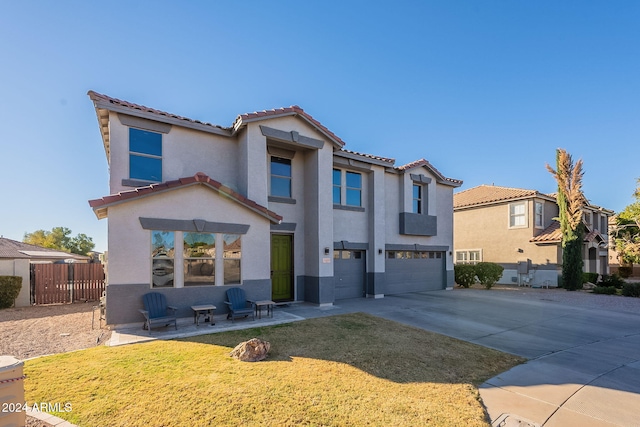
<box><xmin>385</xmin><ymin>244</ymin><xmax>449</xmax><ymax>252</ymax></box>
<box><xmin>333</xmin><ymin>204</ymin><xmax>365</xmax><ymax>212</ymax></box>
<box><xmin>333</xmin><ymin>156</ymin><xmax>372</xmax><ymax>172</ymax></box>
<box><xmin>118</xmin><ymin>113</ymin><xmax>172</xmax><ymax>134</ymax></box>
<box><xmin>410</xmin><ymin>173</ymin><xmax>432</xmax><ymax>184</ymax></box>
<box><xmin>271</xmin><ymin>222</ymin><xmax>297</xmax><ymax>232</ymax></box>
<box><xmin>269</xmin><ymin>196</ymin><xmax>297</xmax><ymax>204</ymax></box>
<box><xmin>260</xmin><ymin>125</ymin><xmax>324</xmax><ymax>149</ymax></box>
<box><xmin>139</xmin><ymin>217</ymin><xmax>250</xmax><ymax>234</ymax></box>
<box><xmin>334</xmin><ymin>241</ymin><xmax>369</xmax><ymax>250</ymax></box>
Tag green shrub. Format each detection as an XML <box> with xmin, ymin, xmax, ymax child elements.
<box><xmin>474</xmin><ymin>262</ymin><xmax>504</xmax><ymax>289</ymax></box>
<box><xmin>454</xmin><ymin>265</ymin><xmax>476</xmax><ymax>288</ymax></box>
<box><xmin>600</xmin><ymin>274</ymin><xmax>625</xmax><ymax>289</ymax></box>
<box><xmin>582</xmin><ymin>272</ymin><xmax>599</xmax><ymax>284</ymax></box>
<box><xmin>618</xmin><ymin>266</ymin><xmax>633</xmax><ymax>279</ymax></box>
<box><xmin>0</xmin><ymin>276</ymin><xmax>22</xmax><ymax>309</ymax></box>
<box><xmin>621</xmin><ymin>282</ymin><xmax>640</xmax><ymax>298</ymax></box>
<box><xmin>592</xmin><ymin>286</ymin><xmax>617</xmax><ymax>295</ymax></box>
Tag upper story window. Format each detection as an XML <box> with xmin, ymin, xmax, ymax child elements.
<box><xmin>270</xmin><ymin>156</ymin><xmax>292</xmax><ymax>198</ymax></box>
<box><xmin>534</xmin><ymin>201</ymin><xmax>544</xmax><ymax>228</ymax></box>
<box><xmin>333</xmin><ymin>169</ymin><xmax>342</xmax><ymax>204</ymax></box>
<box><xmin>509</xmin><ymin>202</ymin><xmax>527</xmax><ymax>228</ymax></box>
<box><xmin>346</xmin><ymin>171</ymin><xmax>362</xmax><ymax>207</ymax></box>
<box><xmin>130</xmin><ymin>128</ymin><xmax>162</xmax><ymax>182</ymax></box>
<box><xmin>413</xmin><ymin>184</ymin><xmax>423</xmax><ymax>214</ymax></box>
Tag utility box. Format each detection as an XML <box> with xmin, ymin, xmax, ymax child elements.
<box><xmin>0</xmin><ymin>356</ymin><xmax>26</xmax><ymax>427</ymax></box>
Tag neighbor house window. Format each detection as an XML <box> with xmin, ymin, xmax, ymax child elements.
<box><xmin>534</xmin><ymin>201</ymin><xmax>544</xmax><ymax>228</ymax></box>
<box><xmin>509</xmin><ymin>202</ymin><xmax>527</xmax><ymax>228</ymax></box>
<box><xmin>346</xmin><ymin>171</ymin><xmax>362</xmax><ymax>207</ymax></box>
<box><xmin>223</xmin><ymin>234</ymin><xmax>242</xmax><ymax>284</ymax></box>
<box><xmin>151</xmin><ymin>231</ymin><xmax>174</xmax><ymax>288</ymax></box>
<box><xmin>270</xmin><ymin>157</ymin><xmax>292</xmax><ymax>198</ymax></box>
<box><xmin>333</xmin><ymin>169</ymin><xmax>342</xmax><ymax>204</ymax></box>
<box><xmin>455</xmin><ymin>250</ymin><xmax>481</xmax><ymax>265</ymax></box>
<box><xmin>413</xmin><ymin>184</ymin><xmax>423</xmax><ymax>214</ymax></box>
<box><xmin>183</xmin><ymin>232</ymin><xmax>215</xmax><ymax>286</ymax></box>
<box><xmin>130</xmin><ymin>128</ymin><xmax>162</xmax><ymax>182</ymax></box>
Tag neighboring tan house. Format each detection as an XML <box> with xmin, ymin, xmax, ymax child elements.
<box><xmin>87</xmin><ymin>91</ymin><xmax>462</xmax><ymax>325</ymax></box>
<box><xmin>453</xmin><ymin>185</ymin><xmax>613</xmax><ymax>287</ymax></box>
<box><xmin>0</xmin><ymin>237</ymin><xmax>90</xmax><ymax>306</ymax></box>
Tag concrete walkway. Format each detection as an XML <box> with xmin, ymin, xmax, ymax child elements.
<box><xmin>110</xmin><ymin>288</ymin><xmax>640</xmax><ymax>427</ymax></box>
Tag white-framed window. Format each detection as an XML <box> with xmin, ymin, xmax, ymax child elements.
<box><xmin>183</xmin><ymin>232</ymin><xmax>216</xmax><ymax>287</ymax></box>
<box><xmin>534</xmin><ymin>201</ymin><xmax>544</xmax><ymax>228</ymax></box>
<box><xmin>151</xmin><ymin>231</ymin><xmax>175</xmax><ymax>288</ymax></box>
<box><xmin>150</xmin><ymin>230</ymin><xmax>241</xmax><ymax>288</ymax></box>
<box><xmin>332</xmin><ymin>169</ymin><xmax>341</xmax><ymax>204</ymax></box>
<box><xmin>223</xmin><ymin>234</ymin><xmax>242</xmax><ymax>285</ymax></box>
<box><xmin>346</xmin><ymin>171</ymin><xmax>362</xmax><ymax>207</ymax></box>
<box><xmin>413</xmin><ymin>184</ymin><xmax>423</xmax><ymax>214</ymax></box>
<box><xmin>455</xmin><ymin>250</ymin><xmax>481</xmax><ymax>265</ymax></box>
<box><xmin>509</xmin><ymin>202</ymin><xmax>527</xmax><ymax>228</ymax></box>
<box><xmin>333</xmin><ymin>169</ymin><xmax>363</xmax><ymax>208</ymax></box>
<box><xmin>270</xmin><ymin>156</ymin><xmax>292</xmax><ymax>198</ymax></box>
<box><xmin>130</xmin><ymin>128</ymin><xmax>162</xmax><ymax>182</ymax></box>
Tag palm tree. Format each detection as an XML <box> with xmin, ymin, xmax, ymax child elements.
<box><xmin>546</xmin><ymin>149</ymin><xmax>587</xmax><ymax>290</ymax></box>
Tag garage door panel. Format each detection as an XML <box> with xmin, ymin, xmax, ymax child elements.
<box><xmin>334</xmin><ymin>250</ymin><xmax>366</xmax><ymax>300</ymax></box>
<box><xmin>385</xmin><ymin>252</ymin><xmax>444</xmax><ymax>294</ymax></box>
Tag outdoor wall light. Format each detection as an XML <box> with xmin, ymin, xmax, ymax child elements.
<box><xmin>378</xmin><ymin>248</ymin><xmax>383</xmax><ymax>255</ymax></box>
<box><xmin>324</xmin><ymin>247</ymin><xmax>330</xmax><ymax>255</ymax></box>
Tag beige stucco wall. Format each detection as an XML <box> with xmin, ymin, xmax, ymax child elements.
<box><xmin>455</xmin><ymin>201</ymin><xmax>559</xmax><ymax>266</ymax></box>
<box><xmin>0</xmin><ymin>259</ymin><xmax>30</xmax><ymax>307</ymax></box>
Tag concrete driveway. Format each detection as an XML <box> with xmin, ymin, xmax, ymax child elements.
<box><xmin>284</xmin><ymin>288</ymin><xmax>640</xmax><ymax>427</ymax></box>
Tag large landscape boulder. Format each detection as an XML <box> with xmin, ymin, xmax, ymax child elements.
<box><xmin>230</xmin><ymin>338</ymin><xmax>271</xmax><ymax>362</ymax></box>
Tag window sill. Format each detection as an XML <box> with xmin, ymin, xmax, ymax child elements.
<box><xmin>333</xmin><ymin>204</ymin><xmax>365</xmax><ymax>212</ymax></box>
<box><xmin>269</xmin><ymin>196</ymin><xmax>297</xmax><ymax>204</ymax></box>
<box><xmin>122</xmin><ymin>178</ymin><xmax>160</xmax><ymax>187</ymax></box>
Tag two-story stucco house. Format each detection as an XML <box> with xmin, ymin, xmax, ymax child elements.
<box><xmin>453</xmin><ymin>185</ymin><xmax>613</xmax><ymax>287</ymax></box>
<box><xmin>87</xmin><ymin>91</ymin><xmax>462</xmax><ymax>325</ymax></box>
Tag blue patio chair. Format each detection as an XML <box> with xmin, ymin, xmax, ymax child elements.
<box><xmin>139</xmin><ymin>292</ymin><xmax>177</xmax><ymax>331</ymax></box>
<box><xmin>225</xmin><ymin>287</ymin><xmax>255</xmax><ymax>322</ymax></box>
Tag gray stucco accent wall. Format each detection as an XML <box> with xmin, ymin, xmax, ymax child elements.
<box><xmin>366</xmin><ymin>272</ymin><xmax>385</xmax><ymax>296</ymax></box>
<box><xmin>105</xmin><ymin>280</ymin><xmax>271</xmax><ymax>325</ymax></box>
<box><xmin>300</xmin><ymin>276</ymin><xmax>335</xmax><ymax>305</ymax></box>
<box><xmin>399</xmin><ymin>212</ymin><xmax>437</xmax><ymax>236</ymax></box>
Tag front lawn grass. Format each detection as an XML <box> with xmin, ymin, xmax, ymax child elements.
<box><xmin>24</xmin><ymin>313</ymin><xmax>524</xmax><ymax>426</ymax></box>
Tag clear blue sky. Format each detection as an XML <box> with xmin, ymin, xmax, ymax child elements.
<box><xmin>1</xmin><ymin>1</ymin><xmax>638</xmax><ymax>253</ymax></box>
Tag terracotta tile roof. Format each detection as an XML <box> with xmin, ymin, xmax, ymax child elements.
<box><xmin>530</xmin><ymin>222</ymin><xmax>605</xmax><ymax>244</ymax></box>
<box><xmin>338</xmin><ymin>149</ymin><xmax>395</xmax><ymax>164</ymax></box>
<box><xmin>88</xmin><ymin>91</ymin><xmax>229</xmax><ymax>131</ymax></box>
<box><xmin>233</xmin><ymin>106</ymin><xmax>346</xmax><ymax>147</ymax></box>
<box><xmin>396</xmin><ymin>158</ymin><xmax>463</xmax><ymax>187</ymax></box>
<box><xmin>530</xmin><ymin>221</ymin><xmax>562</xmax><ymax>243</ymax></box>
<box><xmin>89</xmin><ymin>172</ymin><xmax>282</xmax><ymax>224</ymax></box>
<box><xmin>454</xmin><ymin>185</ymin><xmax>554</xmax><ymax>209</ymax></box>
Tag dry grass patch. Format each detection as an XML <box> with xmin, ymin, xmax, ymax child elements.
<box><xmin>25</xmin><ymin>313</ymin><xmax>523</xmax><ymax>426</ymax></box>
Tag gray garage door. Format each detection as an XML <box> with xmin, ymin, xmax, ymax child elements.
<box><xmin>385</xmin><ymin>250</ymin><xmax>445</xmax><ymax>294</ymax></box>
<box><xmin>334</xmin><ymin>250</ymin><xmax>366</xmax><ymax>300</ymax></box>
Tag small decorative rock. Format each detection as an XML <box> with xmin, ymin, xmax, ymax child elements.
<box><xmin>583</xmin><ymin>282</ymin><xmax>596</xmax><ymax>290</ymax></box>
<box><xmin>230</xmin><ymin>338</ymin><xmax>271</xmax><ymax>362</ymax></box>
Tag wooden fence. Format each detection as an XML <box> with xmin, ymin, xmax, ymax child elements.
<box><xmin>31</xmin><ymin>263</ymin><xmax>105</xmax><ymax>305</ymax></box>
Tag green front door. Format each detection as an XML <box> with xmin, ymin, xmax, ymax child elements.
<box><xmin>271</xmin><ymin>234</ymin><xmax>293</xmax><ymax>301</ymax></box>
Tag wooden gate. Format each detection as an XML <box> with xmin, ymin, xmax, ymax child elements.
<box><xmin>31</xmin><ymin>263</ymin><xmax>105</xmax><ymax>305</ymax></box>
